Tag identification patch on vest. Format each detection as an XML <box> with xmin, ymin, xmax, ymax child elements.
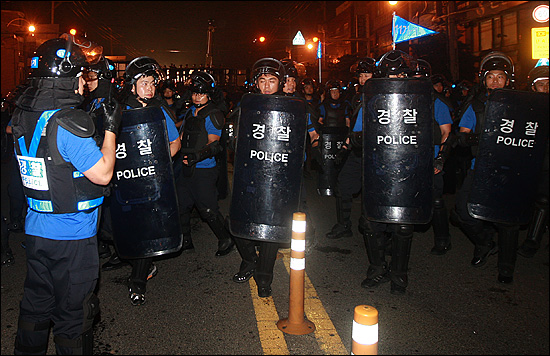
<box><xmin>16</xmin><ymin>155</ymin><xmax>49</xmax><ymax>191</ymax></box>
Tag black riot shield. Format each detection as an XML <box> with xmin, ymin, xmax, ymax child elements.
<box><xmin>467</xmin><ymin>89</ymin><xmax>549</xmax><ymax>225</ymax></box>
<box><xmin>229</xmin><ymin>94</ymin><xmax>307</xmax><ymax>243</ymax></box>
<box><xmin>317</xmin><ymin>126</ymin><xmax>349</xmax><ymax>196</ymax></box>
<box><xmin>362</xmin><ymin>78</ymin><xmax>434</xmax><ymax>224</ymax></box>
<box><xmin>110</xmin><ymin>106</ymin><xmax>182</xmax><ymax>259</ymax></box>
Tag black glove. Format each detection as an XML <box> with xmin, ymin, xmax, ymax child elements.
<box><xmin>334</xmin><ymin>144</ymin><xmax>351</xmax><ymax>165</ymax></box>
<box><xmin>100</xmin><ymin>98</ymin><xmax>122</xmax><ymax>135</ymax></box>
<box><xmin>457</xmin><ymin>132</ymin><xmax>479</xmax><ymax>147</ymax></box>
<box><xmin>434</xmin><ymin>155</ymin><xmax>444</xmax><ymax>172</ymax></box>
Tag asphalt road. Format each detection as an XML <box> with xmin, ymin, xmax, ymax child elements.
<box><xmin>1</xmin><ymin>157</ymin><xmax>549</xmax><ymax>355</ymax></box>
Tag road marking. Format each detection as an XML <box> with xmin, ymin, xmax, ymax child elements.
<box><xmin>280</xmin><ymin>248</ymin><xmax>348</xmax><ymax>355</ymax></box>
<box><xmin>249</xmin><ymin>249</ymin><xmax>347</xmax><ymax>355</ymax></box>
<box><xmin>248</xmin><ymin>277</ymin><xmax>290</xmax><ymax>355</ymax></box>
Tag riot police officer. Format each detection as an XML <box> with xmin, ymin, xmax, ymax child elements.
<box><xmin>281</xmin><ymin>59</ymin><xmax>320</xmax><ymax>252</ymax></box>
<box><xmin>350</xmin><ymin>58</ymin><xmax>376</xmax><ymax>111</ymax></box>
<box><xmin>453</xmin><ymin>51</ymin><xmax>519</xmax><ymax>283</ymax></box>
<box><xmin>118</xmin><ymin>56</ymin><xmax>181</xmax><ymax>305</ymax></box>
<box><xmin>361</xmin><ymin>50</ymin><xmax>423</xmax><ymax>295</ymax></box>
<box><xmin>413</xmin><ymin>59</ymin><xmax>454</xmax><ymax>255</ymax></box>
<box><xmin>81</xmin><ymin>56</ymin><xmax>119</xmax><ymax>261</ymax></box>
<box><xmin>177</xmin><ymin>71</ymin><xmax>235</xmax><ymax>257</ymax></box>
<box><xmin>11</xmin><ymin>34</ymin><xmax>119</xmax><ymax>354</ymax></box>
<box><xmin>517</xmin><ymin>60</ymin><xmax>549</xmax><ymax>258</ymax></box>
<box><xmin>160</xmin><ymin>79</ymin><xmax>186</xmax><ymax>127</ymax></box>
<box><xmin>231</xmin><ymin>58</ymin><xmax>299</xmax><ymax>298</ymax></box>
<box><xmin>325</xmin><ymin>77</ymin><xmax>369</xmax><ymax>240</ymax></box>
<box><xmin>299</xmin><ymin>77</ymin><xmax>321</xmax><ymax>108</ymax></box>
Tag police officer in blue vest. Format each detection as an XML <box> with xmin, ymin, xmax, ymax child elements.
<box><xmin>517</xmin><ymin>60</ymin><xmax>549</xmax><ymax>258</ymax></box>
<box><xmin>412</xmin><ymin>59</ymin><xmax>453</xmax><ymax>255</ymax></box>
<box><xmin>177</xmin><ymin>71</ymin><xmax>235</xmax><ymax>257</ymax></box>
<box><xmin>453</xmin><ymin>51</ymin><xmax>518</xmax><ymax>283</ymax></box>
<box><xmin>11</xmin><ymin>34</ymin><xmax>120</xmax><ymax>354</ymax></box>
<box><xmin>81</xmin><ymin>56</ymin><xmax>119</xmax><ymax>261</ymax></box>
<box><xmin>117</xmin><ymin>56</ymin><xmax>181</xmax><ymax>305</ymax></box>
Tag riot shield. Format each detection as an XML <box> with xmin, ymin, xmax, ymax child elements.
<box><xmin>467</xmin><ymin>89</ymin><xmax>549</xmax><ymax>224</ymax></box>
<box><xmin>110</xmin><ymin>106</ymin><xmax>182</xmax><ymax>259</ymax></box>
<box><xmin>362</xmin><ymin>78</ymin><xmax>434</xmax><ymax>224</ymax></box>
<box><xmin>317</xmin><ymin>126</ymin><xmax>349</xmax><ymax>196</ymax></box>
<box><xmin>229</xmin><ymin>94</ymin><xmax>307</xmax><ymax>243</ymax></box>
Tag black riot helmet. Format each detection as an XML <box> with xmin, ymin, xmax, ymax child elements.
<box><xmin>414</xmin><ymin>59</ymin><xmax>432</xmax><ymax>77</ymax></box>
<box><xmin>353</xmin><ymin>57</ymin><xmax>376</xmax><ymax>75</ymax></box>
<box><xmin>87</xmin><ymin>56</ymin><xmax>116</xmax><ymax>82</ymax></box>
<box><xmin>325</xmin><ymin>80</ymin><xmax>341</xmax><ymax>92</ymax></box>
<box><xmin>124</xmin><ymin>56</ymin><xmax>165</xmax><ymax>85</ymax></box>
<box><xmin>190</xmin><ymin>71</ymin><xmax>216</xmax><ymax>94</ymax></box>
<box><xmin>300</xmin><ymin>77</ymin><xmax>317</xmax><ymax>91</ymax></box>
<box><xmin>280</xmin><ymin>59</ymin><xmax>299</xmax><ymax>79</ymax></box>
<box><xmin>479</xmin><ymin>51</ymin><xmax>514</xmax><ymax>86</ymax></box>
<box><xmin>29</xmin><ymin>33</ymin><xmax>103</xmax><ymax>78</ymax></box>
<box><xmin>527</xmin><ymin>59</ymin><xmax>549</xmax><ymax>91</ymax></box>
<box><xmin>251</xmin><ymin>58</ymin><xmax>286</xmax><ymax>89</ymax></box>
<box><xmin>377</xmin><ymin>50</ymin><xmax>417</xmax><ymax>78</ymax></box>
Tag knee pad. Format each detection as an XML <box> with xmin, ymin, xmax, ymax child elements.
<box><xmin>396</xmin><ymin>224</ymin><xmax>414</xmax><ymax>238</ymax></box>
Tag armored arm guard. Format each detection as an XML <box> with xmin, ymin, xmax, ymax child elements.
<box><xmin>185</xmin><ymin>140</ymin><xmax>223</xmax><ymax>166</ymax></box>
<box><xmin>456</xmin><ymin>131</ymin><xmax>479</xmax><ymax>147</ymax></box>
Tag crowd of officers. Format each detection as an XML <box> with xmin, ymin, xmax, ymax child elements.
<box><xmin>0</xmin><ymin>31</ymin><xmax>548</xmax><ymax>354</ymax></box>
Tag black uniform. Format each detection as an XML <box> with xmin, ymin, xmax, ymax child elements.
<box><xmin>177</xmin><ymin>100</ymin><xmax>234</xmax><ymax>256</ymax></box>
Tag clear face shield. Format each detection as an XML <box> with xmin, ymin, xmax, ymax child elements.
<box><xmin>60</xmin><ymin>33</ymin><xmax>103</xmax><ymax>68</ymax></box>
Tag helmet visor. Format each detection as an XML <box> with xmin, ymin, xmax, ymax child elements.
<box><xmin>61</xmin><ymin>33</ymin><xmax>103</xmax><ymax>66</ymax></box>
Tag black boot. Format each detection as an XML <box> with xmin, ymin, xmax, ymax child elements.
<box><xmin>431</xmin><ymin>197</ymin><xmax>452</xmax><ymax>255</ymax></box>
<box><xmin>518</xmin><ymin>196</ymin><xmax>548</xmax><ymax>258</ymax></box>
<box><xmin>389</xmin><ymin>224</ymin><xmax>413</xmax><ymax>295</ymax></box>
<box><xmin>460</xmin><ymin>221</ymin><xmax>497</xmax><ymax>267</ymax></box>
<box><xmin>361</xmin><ymin>231</ymin><xmax>389</xmax><ymax>288</ymax></box>
<box><xmin>182</xmin><ymin>234</ymin><xmax>195</xmax><ymax>251</ymax></box>
<box><xmin>233</xmin><ymin>237</ymin><xmax>258</xmax><ymax>283</ymax></box>
<box><xmin>101</xmin><ymin>252</ymin><xmax>129</xmax><ymax>271</ymax></box>
<box><xmin>97</xmin><ymin>239</ymin><xmax>112</xmax><ymax>259</ymax></box>
<box><xmin>205</xmin><ymin>210</ymin><xmax>234</xmax><ymax>257</ymax></box>
<box><xmin>497</xmin><ymin>224</ymin><xmax>519</xmax><ymax>284</ymax></box>
<box><xmin>326</xmin><ymin>196</ymin><xmax>352</xmax><ymax>239</ymax></box>
<box><xmin>254</xmin><ymin>242</ymin><xmax>279</xmax><ymax>298</ymax></box>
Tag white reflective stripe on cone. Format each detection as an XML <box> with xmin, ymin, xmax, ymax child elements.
<box><xmin>290</xmin><ymin>257</ymin><xmax>305</xmax><ymax>271</ymax></box>
<box><xmin>291</xmin><ymin>239</ymin><xmax>306</xmax><ymax>252</ymax></box>
<box><xmin>292</xmin><ymin>219</ymin><xmax>306</xmax><ymax>233</ymax></box>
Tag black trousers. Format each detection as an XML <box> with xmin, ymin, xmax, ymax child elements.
<box><xmin>335</xmin><ymin>151</ymin><xmax>363</xmax><ymax>225</ymax></box>
<box><xmin>15</xmin><ymin>235</ymin><xmax>99</xmax><ymax>354</ymax></box>
<box><xmin>176</xmin><ymin>166</ymin><xmax>220</xmax><ymax>237</ymax></box>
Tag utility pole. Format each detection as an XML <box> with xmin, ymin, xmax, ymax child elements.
<box><xmin>205</xmin><ymin>19</ymin><xmax>215</xmax><ymax>67</ymax></box>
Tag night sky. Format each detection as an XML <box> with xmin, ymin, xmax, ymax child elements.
<box><xmin>4</xmin><ymin>1</ymin><xmax>340</xmax><ymax>69</ymax></box>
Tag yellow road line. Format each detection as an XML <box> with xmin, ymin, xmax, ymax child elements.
<box><xmin>249</xmin><ymin>277</ymin><xmax>290</xmax><ymax>355</ymax></box>
<box><xmin>281</xmin><ymin>248</ymin><xmax>348</xmax><ymax>355</ymax></box>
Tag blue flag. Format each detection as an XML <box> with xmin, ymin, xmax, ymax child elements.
<box><xmin>392</xmin><ymin>13</ymin><xmax>438</xmax><ymax>44</ymax></box>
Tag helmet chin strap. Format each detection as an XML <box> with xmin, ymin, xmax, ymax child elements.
<box><xmin>194</xmin><ymin>99</ymin><xmax>210</xmax><ymax>108</ymax></box>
